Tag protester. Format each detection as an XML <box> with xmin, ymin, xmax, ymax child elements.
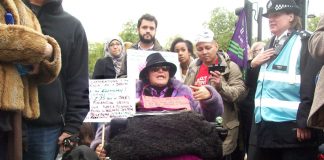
<box><xmin>119</xmin><ymin>13</ymin><xmax>163</xmax><ymax>77</ymax></box>
<box><xmin>78</xmin><ymin>123</ymin><xmax>96</xmax><ymax>147</ymax></box>
<box><xmin>249</xmin><ymin>42</ymin><xmax>266</xmax><ymax>60</ymax></box>
<box><xmin>248</xmin><ymin>0</ymin><xmax>322</xmax><ymax>159</ymax></box>
<box><xmin>307</xmin><ymin>15</ymin><xmax>324</xmax><ymax>129</ymax></box>
<box><xmin>91</xmin><ymin>52</ymin><xmax>224</xmax><ymax>159</ymax></box>
<box><xmin>0</xmin><ymin>0</ymin><xmax>62</xmax><ymax>159</ymax></box>
<box><xmin>184</xmin><ymin>28</ymin><xmax>246</xmax><ymax>159</ymax></box>
<box><xmin>92</xmin><ymin>36</ymin><xmax>126</xmax><ymax>79</ymax></box>
<box><xmin>23</xmin><ymin>0</ymin><xmax>90</xmax><ymax>159</ymax></box>
<box><xmin>170</xmin><ymin>37</ymin><xmax>196</xmax><ymax>81</ymax></box>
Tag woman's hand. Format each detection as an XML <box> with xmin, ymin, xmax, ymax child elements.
<box><xmin>28</xmin><ymin>43</ymin><xmax>53</xmax><ymax>75</ymax></box>
<box><xmin>44</xmin><ymin>43</ymin><xmax>53</xmax><ymax>59</ymax></box>
<box><xmin>250</xmin><ymin>48</ymin><xmax>275</xmax><ymax>68</ymax></box>
<box><xmin>95</xmin><ymin>144</ymin><xmax>107</xmax><ymax>159</ymax></box>
<box><xmin>209</xmin><ymin>71</ymin><xmax>222</xmax><ymax>90</ymax></box>
<box><xmin>297</xmin><ymin>128</ymin><xmax>311</xmax><ymax>141</ymax></box>
<box><xmin>190</xmin><ymin>85</ymin><xmax>211</xmax><ymax>101</ymax></box>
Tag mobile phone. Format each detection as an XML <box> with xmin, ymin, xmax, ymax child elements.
<box><xmin>6</xmin><ymin>12</ymin><xmax>33</xmax><ymax>75</ymax></box>
<box><xmin>5</xmin><ymin>12</ymin><xmax>15</xmax><ymax>24</ymax></box>
<box><xmin>208</xmin><ymin>64</ymin><xmax>226</xmax><ymax>73</ymax></box>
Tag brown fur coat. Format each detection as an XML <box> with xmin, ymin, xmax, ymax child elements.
<box><xmin>0</xmin><ymin>0</ymin><xmax>61</xmax><ymax>119</ymax></box>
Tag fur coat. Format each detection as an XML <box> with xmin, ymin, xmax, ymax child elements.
<box><xmin>0</xmin><ymin>0</ymin><xmax>61</xmax><ymax>119</ymax></box>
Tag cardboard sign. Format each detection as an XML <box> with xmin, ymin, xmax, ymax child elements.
<box><xmin>84</xmin><ymin>78</ymin><xmax>136</xmax><ymax>122</ymax></box>
<box><xmin>142</xmin><ymin>96</ymin><xmax>191</xmax><ymax>111</ymax></box>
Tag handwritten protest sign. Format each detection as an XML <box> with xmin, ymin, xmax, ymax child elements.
<box><xmin>142</xmin><ymin>96</ymin><xmax>191</xmax><ymax>111</ymax></box>
<box><xmin>84</xmin><ymin>78</ymin><xmax>135</xmax><ymax>122</ymax></box>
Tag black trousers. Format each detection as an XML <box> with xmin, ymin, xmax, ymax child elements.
<box><xmin>256</xmin><ymin>147</ymin><xmax>317</xmax><ymax>160</ymax></box>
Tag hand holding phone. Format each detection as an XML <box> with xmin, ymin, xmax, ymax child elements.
<box><xmin>208</xmin><ymin>64</ymin><xmax>226</xmax><ymax>73</ymax></box>
<box><xmin>208</xmin><ymin>65</ymin><xmax>222</xmax><ymax>89</ymax></box>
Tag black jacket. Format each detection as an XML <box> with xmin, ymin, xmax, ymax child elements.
<box><xmin>92</xmin><ymin>57</ymin><xmax>116</xmax><ymax>79</ymax></box>
<box><xmin>24</xmin><ymin>0</ymin><xmax>89</xmax><ymax>135</ymax></box>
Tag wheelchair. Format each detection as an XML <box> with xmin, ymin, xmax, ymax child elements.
<box><xmin>105</xmin><ymin>111</ymin><xmax>227</xmax><ymax>160</ymax></box>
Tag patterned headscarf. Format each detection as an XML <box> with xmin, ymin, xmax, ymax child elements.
<box><xmin>104</xmin><ymin>35</ymin><xmax>125</xmax><ymax>75</ymax></box>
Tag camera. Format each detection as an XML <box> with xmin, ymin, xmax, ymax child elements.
<box><xmin>210</xmin><ymin>117</ymin><xmax>228</xmax><ymax>141</ymax></box>
<box><xmin>63</xmin><ymin>136</ymin><xmax>80</xmax><ymax>149</ymax></box>
<box><xmin>208</xmin><ymin>64</ymin><xmax>226</xmax><ymax>73</ymax></box>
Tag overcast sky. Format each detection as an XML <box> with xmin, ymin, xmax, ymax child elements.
<box><xmin>62</xmin><ymin>0</ymin><xmax>324</xmax><ymax>45</ymax></box>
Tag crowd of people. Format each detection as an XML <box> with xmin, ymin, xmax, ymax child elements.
<box><xmin>1</xmin><ymin>0</ymin><xmax>324</xmax><ymax>159</ymax></box>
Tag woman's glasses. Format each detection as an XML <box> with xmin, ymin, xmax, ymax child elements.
<box><xmin>149</xmin><ymin>66</ymin><xmax>170</xmax><ymax>72</ymax></box>
<box><xmin>252</xmin><ymin>48</ymin><xmax>262</xmax><ymax>55</ymax></box>
<box><xmin>109</xmin><ymin>43</ymin><xmax>121</xmax><ymax>47</ymax></box>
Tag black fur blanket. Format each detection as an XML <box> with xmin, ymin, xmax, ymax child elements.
<box><xmin>106</xmin><ymin>111</ymin><xmax>223</xmax><ymax>160</ymax></box>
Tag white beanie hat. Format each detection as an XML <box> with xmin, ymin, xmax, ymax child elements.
<box><xmin>195</xmin><ymin>28</ymin><xmax>214</xmax><ymax>44</ymax></box>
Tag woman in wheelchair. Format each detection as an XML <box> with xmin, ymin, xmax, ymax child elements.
<box><xmin>90</xmin><ymin>52</ymin><xmax>224</xmax><ymax>160</ymax></box>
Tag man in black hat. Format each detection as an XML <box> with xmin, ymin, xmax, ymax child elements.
<box><xmin>247</xmin><ymin>0</ymin><xmax>322</xmax><ymax>159</ymax></box>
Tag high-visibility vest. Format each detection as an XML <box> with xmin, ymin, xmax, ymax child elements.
<box><xmin>255</xmin><ymin>33</ymin><xmax>302</xmax><ymax>123</ymax></box>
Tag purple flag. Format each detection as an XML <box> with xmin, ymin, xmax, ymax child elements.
<box><xmin>227</xmin><ymin>10</ymin><xmax>249</xmax><ymax>69</ymax></box>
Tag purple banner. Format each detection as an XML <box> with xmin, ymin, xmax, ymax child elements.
<box><xmin>227</xmin><ymin>10</ymin><xmax>249</xmax><ymax>69</ymax></box>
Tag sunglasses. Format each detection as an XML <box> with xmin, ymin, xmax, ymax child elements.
<box><xmin>149</xmin><ymin>66</ymin><xmax>170</xmax><ymax>72</ymax></box>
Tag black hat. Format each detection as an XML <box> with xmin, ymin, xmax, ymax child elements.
<box><xmin>263</xmin><ymin>0</ymin><xmax>300</xmax><ymax>18</ymax></box>
<box><xmin>139</xmin><ymin>52</ymin><xmax>177</xmax><ymax>80</ymax></box>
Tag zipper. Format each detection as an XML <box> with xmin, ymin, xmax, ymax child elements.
<box><xmin>61</xmin><ymin>114</ymin><xmax>65</xmax><ymax>126</ymax></box>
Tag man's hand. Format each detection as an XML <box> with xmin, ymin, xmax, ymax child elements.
<box><xmin>58</xmin><ymin>132</ymin><xmax>73</xmax><ymax>152</ymax></box>
<box><xmin>297</xmin><ymin>128</ymin><xmax>311</xmax><ymax>141</ymax></box>
<box><xmin>250</xmin><ymin>48</ymin><xmax>275</xmax><ymax>68</ymax></box>
<box><xmin>95</xmin><ymin>144</ymin><xmax>107</xmax><ymax>160</ymax></box>
<box><xmin>190</xmin><ymin>85</ymin><xmax>211</xmax><ymax>101</ymax></box>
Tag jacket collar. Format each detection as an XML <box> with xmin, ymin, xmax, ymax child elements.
<box><xmin>132</xmin><ymin>39</ymin><xmax>163</xmax><ymax>51</ymax></box>
<box><xmin>24</xmin><ymin>0</ymin><xmax>63</xmax><ymax>14</ymax></box>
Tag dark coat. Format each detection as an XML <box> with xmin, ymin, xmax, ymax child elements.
<box><xmin>92</xmin><ymin>57</ymin><xmax>116</xmax><ymax>79</ymax></box>
<box><xmin>23</xmin><ymin>0</ymin><xmax>89</xmax><ymax>135</ymax></box>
